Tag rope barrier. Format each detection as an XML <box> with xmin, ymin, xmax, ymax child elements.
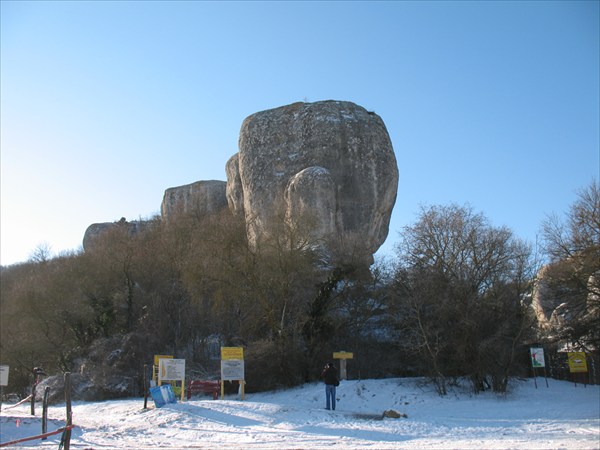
<box><xmin>2</xmin><ymin>394</ymin><xmax>33</xmax><ymax>409</ymax></box>
<box><xmin>0</xmin><ymin>424</ymin><xmax>76</xmax><ymax>447</ymax></box>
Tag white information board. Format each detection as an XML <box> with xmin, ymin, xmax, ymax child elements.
<box><xmin>530</xmin><ymin>347</ymin><xmax>545</xmax><ymax>368</ymax></box>
<box><xmin>0</xmin><ymin>365</ymin><xmax>8</xmax><ymax>386</ymax></box>
<box><xmin>158</xmin><ymin>358</ymin><xmax>186</xmax><ymax>382</ymax></box>
<box><xmin>221</xmin><ymin>360</ymin><xmax>245</xmax><ymax>381</ymax></box>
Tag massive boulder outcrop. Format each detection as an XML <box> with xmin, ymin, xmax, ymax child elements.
<box><xmin>226</xmin><ymin>100</ymin><xmax>398</xmax><ymax>266</ymax></box>
<box><xmin>161</xmin><ymin>180</ymin><xmax>228</xmax><ymax>221</ymax></box>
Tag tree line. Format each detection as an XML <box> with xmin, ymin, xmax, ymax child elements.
<box><xmin>1</xmin><ymin>181</ymin><xmax>598</xmax><ymax>397</ymax></box>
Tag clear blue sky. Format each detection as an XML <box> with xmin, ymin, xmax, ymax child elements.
<box><xmin>1</xmin><ymin>1</ymin><xmax>598</xmax><ymax>266</ymax></box>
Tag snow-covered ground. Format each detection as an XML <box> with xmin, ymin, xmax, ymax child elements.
<box><xmin>1</xmin><ymin>377</ymin><xmax>598</xmax><ymax>449</ymax></box>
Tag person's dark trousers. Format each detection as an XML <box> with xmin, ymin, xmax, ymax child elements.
<box><xmin>325</xmin><ymin>384</ymin><xmax>336</xmax><ymax>410</ymax></box>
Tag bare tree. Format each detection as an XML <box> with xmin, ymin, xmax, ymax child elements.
<box><xmin>391</xmin><ymin>204</ymin><xmax>534</xmax><ymax>394</ymax></box>
<box><xmin>29</xmin><ymin>242</ymin><xmax>53</xmax><ymax>263</ymax></box>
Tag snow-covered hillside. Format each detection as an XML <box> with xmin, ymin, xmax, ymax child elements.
<box><xmin>1</xmin><ymin>377</ymin><xmax>598</xmax><ymax>449</ymax></box>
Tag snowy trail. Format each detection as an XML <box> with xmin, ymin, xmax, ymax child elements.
<box><xmin>1</xmin><ymin>378</ymin><xmax>598</xmax><ymax>449</ymax></box>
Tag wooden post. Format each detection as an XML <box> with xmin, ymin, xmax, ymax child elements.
<box><xmin>64</xmin><ymin>372</ymin><xmax>72</xmax><ymax>450</ymax></box>
<box><xmin>42</xmin><ymin>386</ymin><xmax>50</xmax><ymax>439</ymax></box>
<box><xmin>30</xmin><ymin>374</ymin><xmax>37</xmax><ymax>416</ymax></box>
<box><xmin>143</xmin><ymin>364</ymin><xmax>149</xmax><ymax>409</ymax></box>
<box><xmin>340</xmin><ymin>359</ymin><xmax>347</xmax><ymax>380</ymax></box>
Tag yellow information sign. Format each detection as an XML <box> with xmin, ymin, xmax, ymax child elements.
<box><xmin>568</xmin><ymin>352</ymin><xmax>588</xmax><ymax>373</ymax></box>
<box><xmin>221</xmin><ymin>347</ymin><xmax>244</xmax><ymax>360</ymax></box>
<box><xmin>333</xmin><ymin>351</ymin><xmax>354</xmax><ymax>359</ymax></box>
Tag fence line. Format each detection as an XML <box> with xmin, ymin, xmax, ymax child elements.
<box><xmin>0</xmin><ymin>424</ymin><xmax>76</xmax><ymax>448</ymax></box>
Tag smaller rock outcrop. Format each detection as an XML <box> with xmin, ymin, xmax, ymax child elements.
<box><xmin>161</xmin><ymin>180</ymin><xmax>228</xmax><ymax>221</ymax></box>
<box><xmin>82</xmin><ymin>218</ymin><xmax>148</xmax><ymax>251</ymax></box>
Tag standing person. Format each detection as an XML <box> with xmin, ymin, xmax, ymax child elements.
<box><xmin>321</xmin><ymin>362</ymin><xmax>339</xmax><ymax>410</ymax></box>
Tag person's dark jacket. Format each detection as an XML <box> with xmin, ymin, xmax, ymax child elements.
<box><xmin>321</xmin><ymin>364</ymin><xmax>338</xmax><ymax>385</ymax></box>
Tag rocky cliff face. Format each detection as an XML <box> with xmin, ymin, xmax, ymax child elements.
<box><xmin>226</xmin><ymin>100</ymin><xmax>398</xmax><ymax>265</ymax></box>
<box><xmin>84</xmin><ymin>100</ymin><xmax>399</xmax><ymax>266</ymax></box>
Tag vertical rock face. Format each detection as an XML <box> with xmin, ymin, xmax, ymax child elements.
<box><xmin>226</xmin><ymin>100</ymin><xmax>398</xmax><ymax>265</ymax></box>
<box><xmin>161</xmin><ymin>180</ymin><xmax>228</xmax><ymax>221</ymax></box>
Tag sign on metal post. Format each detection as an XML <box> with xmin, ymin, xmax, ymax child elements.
<box><xmin>221</xmin><ymin>347</ymin><xmax>245</xmax><ymax>400</ymax></box>
<box><xmin>529</xmin><ymin>347</ymin><xmax>548</xmax><ymax>388</ymax></box>
<box><xmin>567</xmin><ymin>352</ymin><xmax>588</xmax><ymax>373</ymax></box>
<box><xmin>529</xmin><ymin>348</ymin><xmax>545</xmax><ymax>368</ymax></box>
<box><xmin>568</xmin><ymin>352</ymin><xmax>588</xmax><ymax>386</ymax></box>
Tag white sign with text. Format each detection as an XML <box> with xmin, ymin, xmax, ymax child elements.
<box><xmin>158</xmin><ymin>358</ymin><xmax>186</xmax><ymax>382</ymax></box>
<box><xmin>221</xmin><ymin>360</ymin><xmax>245</xmax><ymax>381</ymax></box>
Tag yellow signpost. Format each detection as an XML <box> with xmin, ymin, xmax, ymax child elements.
<box><xmin>333</xmin><ymin>351</ymin><xmax>353</xmax><ymax>380</ymax></box>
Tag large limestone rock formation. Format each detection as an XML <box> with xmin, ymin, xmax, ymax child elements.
<box><xmin>83</xmin><ymin>100</ymin><xmax>399</xmax><ymax>267</ymax></box>
<box><xmin>226</xmin><ymin>100</ymin><xmax>398</xmax><ymax>266</ymax></box>
<box><xmin>161</xmin><ymin>180</ymin><xmax>228</xmax><ymax>221</ymax></box>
